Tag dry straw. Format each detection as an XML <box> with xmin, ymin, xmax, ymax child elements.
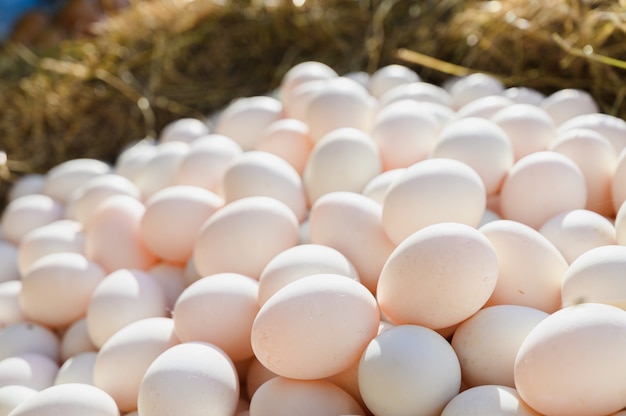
<box><xmin>1</xmin><ymin>0</ymin><xmax>625</xmax><ymax>208</ymax></box>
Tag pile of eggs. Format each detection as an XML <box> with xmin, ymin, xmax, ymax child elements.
<box><xmin>3</xmin><ymin>60</ymin><xmax>626</xmax><ymax>416</ymax></box>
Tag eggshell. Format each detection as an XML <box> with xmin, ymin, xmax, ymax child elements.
<box><xmin>93</xmin><ymin>317</ymin><xmax>179</xmax><ymax>412</ymax></box>
<box><xmin>358</xmin><ymin>324</ymin><xmax>461</xmax><ymax>416</ymax></box>
<box><xmin>377</xmin><ymin>81</ymin><xmax>453</xmax><ymax>109</ymax></box>
<box><xmin>550</xmin><ymin>128</ymin><xmax>617</xmax><ymax>216</ymax></box>
<box><xmin>432</xmin><ymin>117</ymin><xmax>514</xmax><ymax>195</ymax></box>
<box><xmin>140</xmin><ymin>185</ymin><xmax>224</xmax><ymax>263</ymax></box>
<box><xmin>174</xmin><ymin>134</ymin><xmax>243</xmax><ymax>194</ymax></box>
<box><xmin>158</xmin><ymin>117</ymin><xmax>209</xmax><ymax>143</ymax></box>
<box><xmin>18</xmin><ymin>220</ymin><xmax>85</xmax><ymax>277</ymax></box>
<box><xmin>0</xmin><ymin>353</ymin><xmax>58</xmax><ymax>390</ymax></box>
<box><xmin>441</xmin><ymin>385</ymin><xmax>542</xmax><ymax>416</ymax></box>
<box><xmin>193</xmin><ymin>196</ymin><xmax>299</xmax><ymax>279</ymax></box>
<box><xmin>85</xmin><ymin>195</ymin><xmax>157</xmax><ymax>273</ymax></box>
<box><xmin>0</xmin><ymin>385</ymin><xmax>37</xmax><ymax>416</ymax></box>
<box><xmin>0</xmin><ymin>194</ymin><xmax>64</xmax><ymax>244</ymax></box>
<box><xmin>279</xmin><ymin>61</ymin><xmax>337</xmax><ymax>110</ymax></box>
<box><xmin>558</xmin><ymin>112</ymin><xmax>626</xmax><ymax>155</ymax></box>
<box><xmin>256</xmin><ymin>118</ymin><xmax>313</xmax><ymax>175</ymax></box>
<box><xmin>114</xmin><ymin>139</ymin><xmax>157</xmax><ymax>182</ymax></box>
<box><xmin>540</xmin><ymin>88</ymin><xmax>599</xmax><ymax>126</ymax></box>
<box><xmin>491</xmin><ymin>103</ymin><xmax>557</xmax><ymax>160</ymax></box>
<box><xmin>308</xmin><ymin>192</ymin><xmax>395</xmax><ymax>293</ymax></box>
<box><xmin>367</xmin><ymin>64</ymin><xmax>420</xmax><ymax>98</ymax></box>
<box><xmin>19</xmin><ymin>252</ymin><xmax>106</xmax><ymax>328</ymax></box>
<box><xmin>284</xmin><ymin>79</ymin><xmax>327</xmax><ymax>122</ymax></box>
<box><xmin>480</xmin><ymin>220</ymin><xmax>568</xmax><ymax>313</ymax></box>
<box><xmin>305</xmin><ymin>77</ymin><xmax>374</xmax><ymax>142</ymax></box>
<box><xmin>612</xmin><ymin>148</ymin><xmax>626</xmax><ymax>213</ymax></box>
<box><xmin>514</xmin><ymin>303</ymin><xmax>626</xmax><ymax>416</ymax></box>
<box><xmin>7</xmin><ymin>174</ymin><xmax>45</xmax><ymax>201</ymax></box>
<box><xmin>451</xmin><ymin>305</ymin><xmax>549</xmax><ymax>388</ymax></box>
<box><xmin>454</xmin><ymin>95</ymin><xmax>514</xmax><ymax>120</ymax></box>
<box><xmin>251</xmin><ymin>274</ymin><xmax>379</xmax><ymax>380</ymax></box>
<box><xmin>503</xmin><ymin>86</ymin><xmax>545</xmax><ymax>105</ymax></box>
<box><xmin>60</xmin><ymin>318</ymin><xmax>97</xmax><ymax>362</ymax></box>
<box><xmin>8</xmin><ymin>383</ymin><xmax>119</xmax><ymax>416</ymax></box>
<box><xmin>54</xmin><ymin>351</ymin><xmax>97</xmax><ymax>385</ymax></box>
<box><xmin>0</xmin><ymin>322</ymin><xmax>60</xmax><ymax>362</ymax></box>
<box><xmin>381</xmin><ymin>158</ymin><xmax>486</xmax><ymax>245</ymax></box>
<box><xmin>448</xmin><ymin>73</ymin><xmax>505</xmax><ymax>109</ymax></box>
<box><xmin>370</xmin><ymin>100</ymin><xmax>439</xmax><ymax>170</ymax></box>
<box><xmin>214</xmin><ymin>96</ymin><xmax>283</xmax><ymax>150</ymax></box>
<box><xmin>0</xmin><ymin>281</ymin><xmax>26</xmax><ymax>327</ymax></box>
<box><xmin>0</xmin><ymin>242</ymin><xmax>18</xmax><ymax>283</ymax></box>
<box><xmin>539</xmin><ymin>209</ymin><xmax>616</xmax><ymax>264</ymax></box>
<box><xmin>146</xmin><ymin>263</ymin><xmax>186</xmax><ymax>312</ymax></box>
<box><xmin>133</xmin><ymin>141</ymin><xmax>190</xmax><ymax>200</ymax></box>
<box><xmin>42</xmin><ymin>158</ymin><xmax>111</xmax><ymax>204</ymax></box>
<box><xmin>86</xmin><ymin>268</ymin><xmax>167</xmax><ymax>348</ymax></box>
<box><xmin>222</xmin><ymin>151</ymin><xmax>307</xmax><ymax>222</ymax></box>
<box><xmin>303</xmin><ymin>127</ymin><xmax>381</xmax><ymax>204</ymax></box>
<box><xmin>361</xmin><ymin>168</ymin><xmax>405</xmax><ymax>204</ymax></box>
<box><xmin>249</xmin><ymin>377</ymin><xmax>363</xmax><ymax>416</ymax></box>
<box><xmin>377</xmin><ymin>222</ymin><xmax>498</xmax><ymax>329</ymax></box>
<box><xmin>173</xmin><ymin>273</ymin><xmax>259</xmax><ymax>361</ymax></box>
<box><xmin>246</xmin><ymin>358</ymin><xmax>278</xmax><ymax>400</ymax></box>
<box><xmin>137</xmin><ymin>342</ymin><xmax>239</xmax><ymax>416</ymax></box>
<box><xmin>499</xmin><ymin>151</ymin><xmax>587</xmax><ymax>229</ymax></box>
<box><xmin>258</xmin><ymin>244</ymin><xmax>359</xmax><ymax>305</ymax></box>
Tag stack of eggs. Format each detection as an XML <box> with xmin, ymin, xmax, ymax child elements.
<box><xmin>2</xmin><ymin>61</ymin><xmax>626</xmax><ymax>416</ymax></box>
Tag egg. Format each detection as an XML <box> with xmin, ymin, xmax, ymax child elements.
<box><xmin>480</xmin><ymin>220</ymin><xmax>568</xmax><ymax>313</ymax></box>
<box><xmin>137</xmin><ymin>342</ymin><xmax>239</xmax><ymax>416</ymax></box>
<box><xmin>193</xmin><ymin>196</ymin><xmax>299</xmax><ymax>279</ymax></box>
<box><xmin>114</xmin><ymin>139</ymin><xmax>157</xmax><ymax>182</ymax></box>
<box><xmin>0</xmin><ymin>281</ymin><xmax>26</xmax><ymax>327</ymax></box>
<box><xmin>146</xmin><ymin>263</ymin><xmax>186</xmax><ymax>312</ymax></box>
<box><xmin>447</xmin><ymin>73</ymin><xmax>505</xmax><ymax>109</ymax></box>
<box><xmin>381</xmin><ymin>158</ymin><xmax>486</xmax><ymax>245</ymax></box>
<box><xmin>454</xmin><ymin>95</ymin><xmax>514</xmax><ymax>119</ymax></box>
<box><xmin>0</xmin><ymin>353</ymin><xmax>58</xmax><ymax>390</ymax></box>
<box><xmin>0</xmin><ymin>322</ymin><xmax>60</xmax><ymax>362</ymax></box>
<box><xmin>60</xmin><ymin>318</ymin><xmax>97</xmax><ymax>362</ymax></box>
<box><xmin>7</xmin><ymin>174</ymin><xmax>45</xmax><ymax>202</ymax></box>
<box><xmin>367</xmin><ymin>64</ymin><xmax>420</xmax><ymax>98</ymax></box>
<box><xmin>279</xmin><ymin>61</ymin><xmax>338</xmax><ymax>111</ymax></box>
<box><xmin>441</xmin><ymin>385</ymin><xmax>542</xmax><ymax>416</ymax></box>
<box><xmin>246</xmin><ymin>358</ymin><xmax>278</xmax><ymax>400</ymax></box>
<box><xmin>358</xmin><ymin>324</ymin><xmax>461</xmax><ymax>416</ymax></box>
<box><xmin>303</xmin><ymin>127</ymin><xmax>381</xmax><ymax>205</ymax></box>
<box><xmin>377</xmin><ymin>81</ymin><xmax>453</xmax><ymax>109</ymax></box>
<box><xmin>0</xmin><ymin>241</ymin><xmax>18</xmax><ymax>283</ymax></box>
<box><xmin>499</xmin><ymin>151</ymin><xmax>587</xmax><ymax>229</ymax></box>
<box><xmin>0</xmin><ymin>194</ymin><xmax>64</xmax><ymax>245</ymax></box>
<box><xmin>308</xmin><ymin>191</ymin><xmax>395</xmax><ymax>294</ymax></box>
<box><xmin>93</xmin><ymin>317</ymin><xmax>179</xmax><ymax>412</ymax></box>
<box><xmin>451</xmin><ymin>305</ymin><xmax>549</xmax><ymax>388</ymax></box>
<box><xmin>158</xmin><ymin>117</ymin><xmax>209</xmax><ymax>143</ymax></box>
<box><xmin>514</xmin><ymin>303</ymin><xmax>626</xmax><ymax>416</ymax></box>
<box><xmin>0</xmin><ymin>385</ymin><xmax>37</xmax><ymax>416</ymax></box>
<box><xmin>133</xmin><ymin>141</ymin><xmax>190</xmax><ymax>200</ymax></box>
<box><xmin>361</xmin><ymin>168</ymin><xmax>406</xmax><ymax>204</ymax></box>
<box><xmin>540</xmin><ymin>88</ymin><xmax>599</xmax><ymax>126</ymax></box>
<box><xmin>249</xmin><ymin>377</ymin><xmax>364</xmax><ymax>416</ymax></box>
<box><xmin>42</xmin><ymin>158</ymin><xmax>111</xmax><ymax>204</ymax></box>
<box><xmin>377</xmin><ymin>222</ymin><xmax>498</xmax><ymax>329</ymax></box>
<box><xmin>283</xmin><ymin>79</ymin><xmax>328</xmax><ymax>122</ymax></box>
<box><xmin>54</xmin><ymin>351</ymin><xmax>97</xmax><ymax>385</ymax></box>
<box><xmin>558</xmin><ymin>112</ymin><xmax>626</xmax><ymax>154</ymax></box>
<box><xmin>255</xmin><ymin>118</ymin><xmax>314</xmax><ymax>175</ymax></box>
<box><xmin>251</xmin><ymin>274</ymin><xmax>379</xmax><ymax>380</ymax></box>
<box><xmin>503</xmin><ymin>86</ymin><xmax>546</xmax><ymax>105</ymax></box>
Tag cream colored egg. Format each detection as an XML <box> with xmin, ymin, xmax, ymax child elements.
<box><xmin>137</xmin><ymin>342</ymin><xmax>239</xmax><ymax>416</ymax></box>
<box><xmin>86</xmin><ymin>268</ymin><xmax>167</xmax><ymax>348</ymax></box>
<box><xmin>249</xmin><ymin>377</ymin><xmax>363</xmax><ymax>416</ymax></box>
<box><xmin>175</xmin><ymin>134</ymin><xmax>243</xmax><ymax>194</ymax></box>
<box><xmin>308</xmin><ymin>191</ymin><xmax>395</xmax><ymax>294</ymax></box>
<box><xmin>7</xmin><ymin>174</ymin><xmax>45</xmax><ymax>201</ymax></box>
<box><xmin>377</xmin><ymin>81</ymin><xmax>453</xmax><ymax>109</ymax></box>
<box><xmin>378</xmin><ymin>222</ymin><xmax>498</xmax><ymax>329</ymax></box>
<box><xmin>550</xmin><ymin>128</ymin><xmax>617</xmax><ymax>217</ymax></box>
<box><xmin>0</xmin><ymin>242</ymin><xmax>18</xmax><ymax>283</ymax></box>
<box><xmin>214</xmin><ymin>96</ymin><xmax>283</xmax><ymax>151</ymax></box>
<box><xmin>133</xmin><ymin>141</ymin><xmax>190</xmax><ymax>200</ymax></box>
<box><xmin>60</xmin><ymin>318</ymin><xmax>97</xmax><ymax>362</ymax></box>
<box><xmin>54</xmin><ymin>351</ymin><xmax>97</xmax><ymax>385</ymax></box>
<box><xmin>432</xmin><ymin>117</ymin><xmax>514</xmax><ymax>195</ymax></box>
<box><xmin>515</xmin><ymin>303</ymin><xmax>626</xmax><ymax>416</ymax></box>
<box><xmin>539</xmin><ymin>209</ymin><xmax>616</xmax><ymax>264</ymax></box>
<box><xmin>362</xmin><ymin>168</ymin><xmax>405</xmax><ymax>204</ymax></box>
<box><xmin>19</xmin><ymin>252</ymin><xmax>106</xmax><ymax>328</ymax></box>
<box><xmin>448</xmin><ymin>73</ymin><xmax>505</xmax><ymax>109</ymax></box>
<box><xmin>358</xmin><ymin>324</ymin><xmax>461</xmax><ymax>416</ymax></box>
<box><xmin>18</xmin><ymin>220</ymin><xmax>85</xmax><ymax>277</ymax></box>
<box><xmin>454</xmin><ymin>95</ymin><xmax>514</xmax><ymax>120</ymax></box>
<box><xmin>500</xmin><ymin>151</ymin><xmax>587</xmax><ymax>229</ymax></box>
<box><xmin>284</xmin><ymin>79</ymin><xmax>327</xmax><ymax>122</ymax></box>
<box><xmin>367</xmin><ymin>64</ymin><xmax>420</xmax><ymax>98</ymax></box>
<box><xmin>158</xmin><ymin>117</ymin><xmax>209</xmax><ymax>143</ymax></box>
<box><xmin>381</xmin><ymin>158</ymin><xmax>486</xmax><ymax>245</ymax></box>
<box><xmin>114</xmin><ymin>139</ymin><xmax>157</xmax><ymax>182</ymax></box>
<box><xmin>93</xmin><ymin>317</ymin><xmax>179</xmax><ymax>413</ymax></box>
<box><xmin>0</xmin><ymin>194</ymin><xmax>64</xmax><ymax>244</ymax></box>
<box><xmin>251</xmin><ymin>274</ymin><xmax>379</xmax><ymax>380</ymax></box>
<box><xmin>173</xmin><ymin>273</ymin><xmax>259</xmax><ymax>362</ymax></box>
<box><xmin>0</xmin><ymin>281</ymin><xmax>26</xmax><ymax>327</ymax></box>
<box><xmin>491</xmin><ymin>103</ymin><xmax>556</xmax><ymax>161</ymax></box>
<box><xmin>8</xmin><ymin>383</ymin><xmax>119</xmax><ymax>416</ymax></box>
<box><xmin>451</xmin><ymin>305</ymin><xmax>549</xmax><ymax>388</ymax></box>
<box><xmin>615</xmin><ymin>149</ymin><xmax>626</xmax><ymax>214</ymax></box>
<box><xmin>370</xmin><ymin>100</ymin><xmax>439</xmax><ymax>170</ymax></box>
<box><xmin>42</xmin><ymin>158</ymin><xmax>111</xmax><ymax>204</ymax></box>
<box><xmin>442</xmin><ymin>385</ymin><xmax>542</xmax><ymax>416</ymax></box>
<box><xmin>303</xmin><ymin>127</ymin><xmax>381</xmax><ymax>205</ymax></box>
<box><xmin>193</xmin><ymin>196</ymin><xmax>299</xmax><ymax>279</ymax></box>
<box><xmin>222</xmin><ymin>151</ymin><xmax>307</xmax><ymax>222</ymax></box>
<box><xmin>480</xmin><ymin>220</ymin><xmax>568</xmax><ymax>313</ymax></box>
<box><xmin>256</xmin><ymin>118</ymin><xmax>313</xmax><ymax>175</ymax></box>
<box><xmin>140</xmin><ymin>185</ymin><xmax>224</xmax><ymax>264</ymax></box>
<box><xmin>503</xmin><ymin>86</ymin><xmax>545</xmax><ymax>105</ymax></box>
<box><xmin>540</xmin><ymin>88</ymin><xmax>599</xmax><ymax>126</ymax></box>
<box><xmin>558</xmin><ymin>112</ymin><xmax>626</xmax><ymax>155</ymax></box>
<box><xmin>0</xmin><ymin>385</ymin><xmax>37</xmax><ymax>416</ymax></box>
<box><xmin>0</xmin><ymin>353</ymin><xmax>58</xmax><ymax>390</ymax></box>
<box><xmin>85</xmin><ymin>195</ymin><xmax>157</xmax><ymax>273</ymax></box>
<box><xmin>305</xmin><ymin>77</ymin><xmax>375</xmax><ymax>142</ymax></box>
<box><xmin>146</xmin><ymin>263</ymin><xmax>186</xmax><ymax>312</ymax></box>
<box><xmin>258</xmin><ymin>244</ymin><xmax>359</xmax><ymax>305</ymax></box>
<box><xmin>344</xmin><ymin>70</ymin><xmax>370</xmax><ymax>87</ymax></box>
<box><xmin>0</xmin><ymin>322</ymin><xmax>60</xmax><ymax>362</ymax></box>
<box><xmin>246</xmin><ymin>358</ymin><xmax>277</xmax><ymax>400</ymax></box>
<box><xmin>279</xmin><ymin>61</ymin><xmax>337</xmax><ymax>110</ymax></box>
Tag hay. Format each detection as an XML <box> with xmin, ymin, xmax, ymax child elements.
<box><xmin>1</xmin><ymin>0</ymin><xmax>626</xmax><ymax>208</ymax></box>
